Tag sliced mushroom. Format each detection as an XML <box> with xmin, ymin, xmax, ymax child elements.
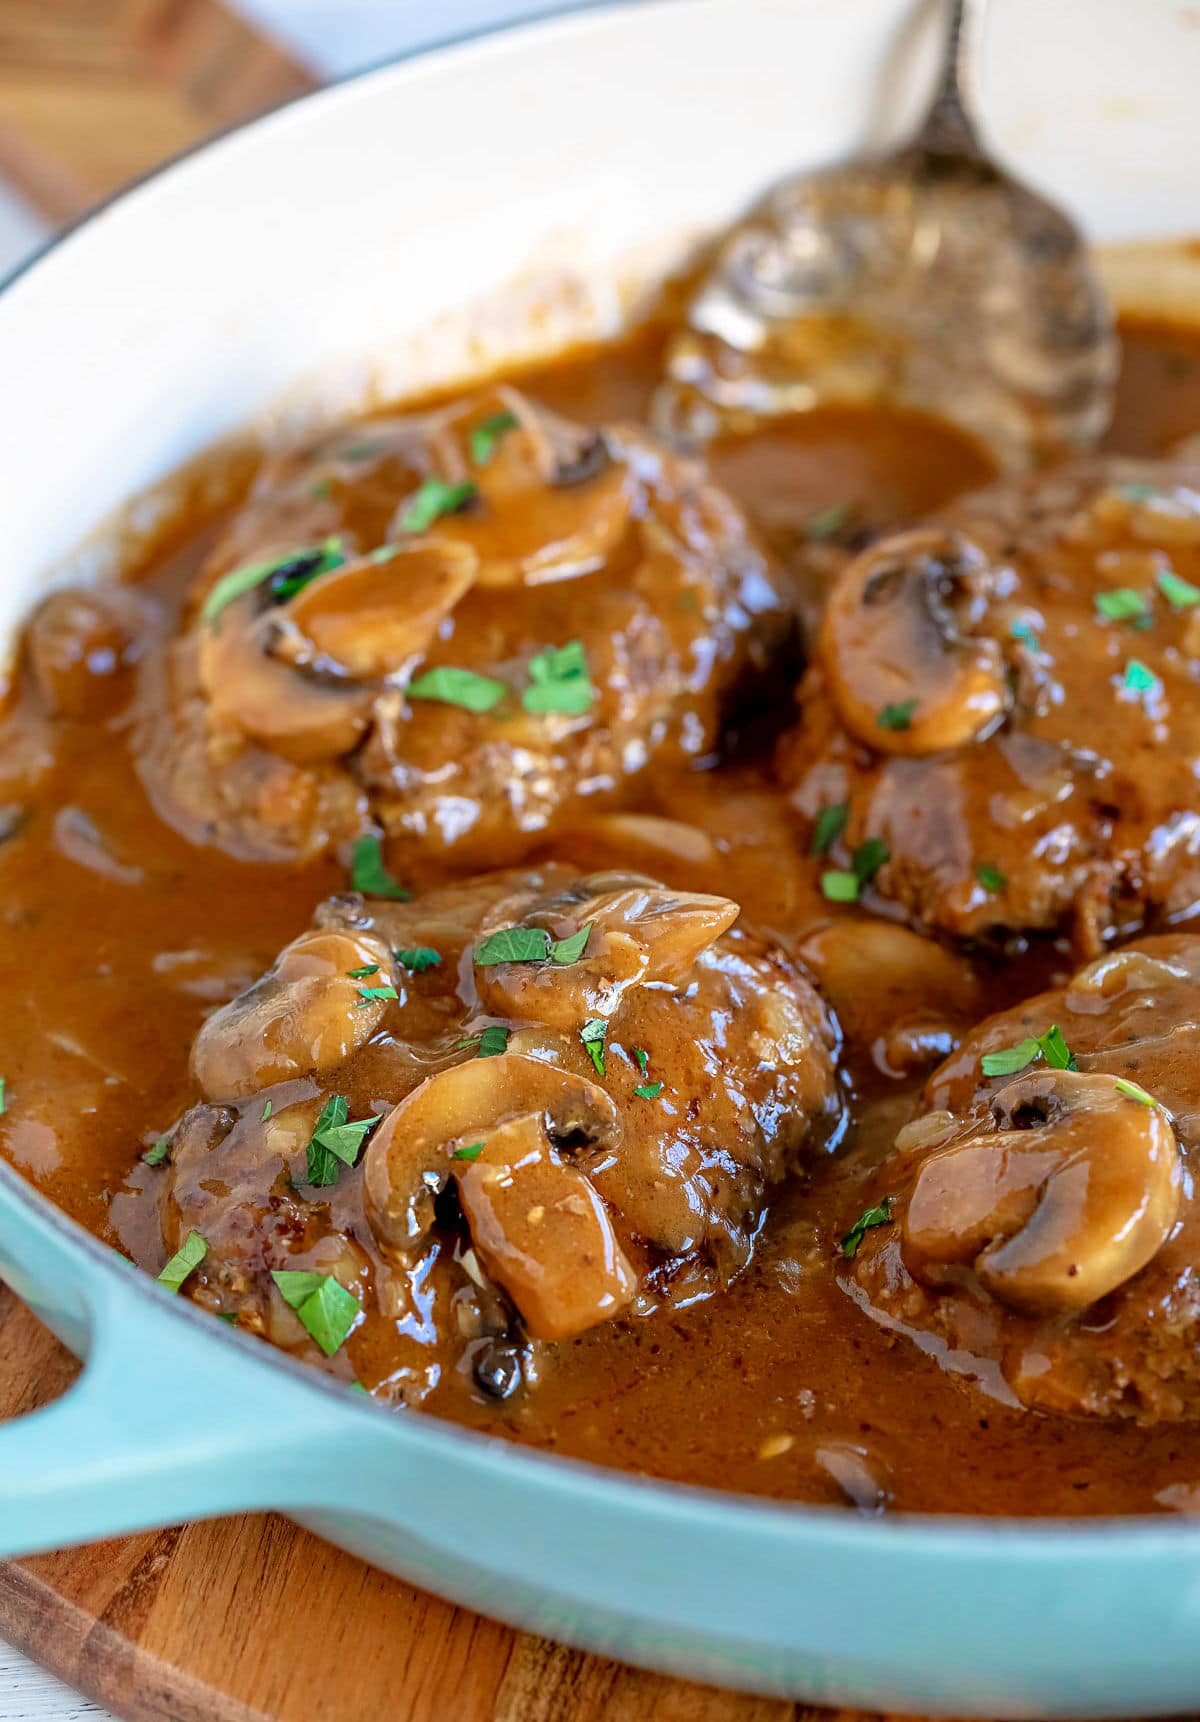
<box><xmin>275</xmin><ymin>541</ymin><xmax>478</xmax><ymax>679</ymax></box>
<box><xmin>819</xmin><ymin>528</ymin><xmax>1010</xmax><ymax>756</ymax></box>
<box><xmin>902</xmin><ymin>1069</ymin><xmax>1182</xmax><ymax>1314</ymax></box>
<box><xmin>197</xmin><ymin>596</ymin><xmax>373</xmax><ymax>763</ymax></box>
<box><xmin>191</xmin><ymin>928</ymin><xmax>397</xmax><ymax>1101</ymax></box>
<box><xmin>416</xmin><ymin>390</ymin><xmax>635</xmax><ymax>588</ymax></box>
<box><xmin>455</xmin><ymin>1113</ymin><xmax>637</xmax><ymax>1340</ymax></box>
<box><xmin>27</xmin><ymin>586</ymin><xmax>146</xmax><ymax>718</ymax></box>
<box><xmin>473</xmin><ymin>871</ymin><xmax>739</xmax><ymax>1027</ymax></box>
<box><xmin>799</xmin><ymin>919</ymin><xmax>978</xmax><ymax>1076</ymax></box>
<box><xmin>362</xmin><ymin>1049</ymin><xmax>621</xmax><ymax>1252</ymax></box>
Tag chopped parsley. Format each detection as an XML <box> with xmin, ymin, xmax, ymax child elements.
<box><xmin>201</xmin><ymin>537</ymin><xmax>346</xmax><ymax>624</ymax></box>
<box><xmin>356</xmin><ymin>984</ymin><xmax>399</xmax><ymax>1007</ymax></box>
<box><xmin>141</xmin><ymin>1134</ymin><xmax>171</xmax><ymax>1167</ymax></box>
<box><xmin>841</xmin><ymin>1198</ymin><xmax>892</xmax><ymax>1258</ymax></box>
<box><xmin>350</xmin><ymin>834</ymin><xmax>410</xmax><ymax>900</ymax></box>
<box><xmin>157</xmin><ymin>1231</ymin><xmax>208</xmax><ymax>1293</ymax></box>
<box><xmin>346</xmin><ymin>965</ymin><xmax>380</xmax><ymax>980</ymax></box>
<box><xmin>477</xmin><ymin>1025</ymin><xmax>510</xmax><ymax>1058</ymax></box>
<box><xmin>821</xmin><ymin>870</ymin><xmax>860</xmax><ymax>903</ymax></box>
<box><xmin>550</xmin><ymin>924</ymin><xmax>591</xmax><ymax>965</ymax></box>
<box><xmin>580</xmin><ymin>1017</ymin><xmax>607</xmax><ymax>1077</ymax></box>
<box><xmin>811</xmin><ymin>803</ymin><xmax>848</xmax><ymax>856</ymax></box>
<box><xmin>522</xmin><ymin>639</ymin><xmax>595</xmax><ymax>715</ymax></box>
<box><xmin>406</xmin><ymin>666</ymin><xmax>508</xmax><ymax>713</ymax></box>
<box><xmin>1114</xmin><ymin>1077</ymin><xmax>1157</xmax><ymax>1107</ymax></box>
<box><xmin>804</xmin><ymin>500</ymin><xmax>856</xmax><ymax>540</ymax></box>
<box><xmin>0</xmin><ymin>1076</ymin><xmax>6</xmax><ymax>1115</ymax></box>
<box><xmin>631</xmin><ymin>1046</ymin><xmax>650</xmax><ymax>1074</ymax></box>
<box><xmin>1010</xmin><ymin>619</ymin><xmax>1041</xmax><ymax>651</ymax></box>
<box><xmin>395</xmin><ymin>946</ymin><xmax>441</xmax><ymax>973</ymax></box>
<box><xmin>270</xmin><ymin>1270</ymin><xmax>360</xmax><ymax>1356</ymax></box>
<box><xmin>476</xmin><ymin>926</ymin><xmax>551</xmax><ymax>965</ymax></box>
<box><xmin>634</xmin><ymin>1081</ymin><xmax>664</xmax><ymax>1100</ymax></box>
<box><xmin>822</xmin><ymin>836</ymin><xmax>890</xmax><ymax>904</ymax></box>
<box><xmin>451</xmin><ymin>1142</ymin><xmax>484</xmax><ymax>1163</ymax></box>
<box><xmin>1157</xmin><ymin>568</ymin><xmax>1200</xmax><ymax>610</ymax></box>
<box><xmin>1123</xmin><ymin>659</ymin><xmax>1158</xmax><ymax>695</ymax></box>
<box><xmin>261</xmin><ymin>1099</ymin><xmax>273</xmax><ymax>1123</ymax></box>
<box><xmin>398</xmin><ymin>477</ymin><xmax>477</xmax><ymax>533</ymax></box>
<box><xmin>876</xmin><ymin>698</ymin><xmax>918</xmax><ymax>732</ymax></box>
<box><xmin>469</xmin><ymin>409</ymin><xmax>519</xmax><ymax>466</ymax></box>
<box><xmin>1095</xmin><ymin>588</ymin><xmax>1149</xmax><ymax>623</ymax></box>
<box><xmin>981</xmin><ymin>1023</ymin><xmax>1077</xmax><ymax>1078</ymax></box>
<box><xmin>474</xmin><ymin>922</ymin><xmax>592</xmax><ymax>967</ymax></box>
<box><xmin>977</xmin><ymin>864</ymin><xmax>1007</xmax><ymax>894</ymax></box>
<box><xmin>304</xmin><ymin>1095</ymin><xmax>381</xmax><ymax>1187</ymax></box>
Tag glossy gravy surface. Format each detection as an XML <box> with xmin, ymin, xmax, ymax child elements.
<box><xmin>4</xmin><ymin>321</ymin><xmax>1200</xmax><ymax>1516</ymax></box>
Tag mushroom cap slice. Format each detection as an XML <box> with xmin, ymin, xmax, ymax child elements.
<box><xmin>191</xmin><ymin>928</ymin><xmax>397</xmax><ymax>1102</ymax></box>
<box><xmin>902</xmin><ymin>1068</ymin><xmax>1182</xmax><ymax>1314</ymax></box>
<box><xmin>197</xmin><ymin>595</ymin><xmax>373</xmax><ymax>763</ymax></box>
<box><xmin>455</xmin><ymin>1114</ymin><xmax>636</xmax><ymax>1340</ymax></box>
<box><xmin>278</xmin><ymin>540</ymin><xmax>478</xmax><ymax>679</ymax></box>
<box><xmin>419</xmin><ymin>391</ymin><xmax>636</xmax><ymax>589</ymax></box>
<box><xmin>474</xmin><ymin>872</ymin><xmax>740</xmax><ymax>1028</ymax></box>
<box><xmin>362</xmin><ymin>1051</ymin><xmax>621</xmax><ymax>1257</ymax></box>
<box><xmin>820</xmin><ymin>528</ymin><xmax>1010</xmax><ymax>757</ymax></box>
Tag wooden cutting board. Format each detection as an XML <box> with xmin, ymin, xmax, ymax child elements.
<box><xmin>0</xmin><ymin>9</ymin><xmax>945</xmax><ymax>1720</ymax></box>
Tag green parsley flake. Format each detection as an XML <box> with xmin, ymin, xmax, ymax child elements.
<box><xmin>451</xmin><ymin>1142</ymin><xmax>484</xmax><ymax>1162</ymax></box>
<box><xmin>476</xmin><ymin>925</ymin><xmax>551</xmax><ymax>965</ymax></box>
<box><xmin>522</xmin><ymin>639</ymin><xmax>595</xmax><ymax>715</ymax></box>
<box><xmin>0</xmin><ymin>1076</ymin><xmax>6</xmax><ymax>1115</ymax></box>
<box><xmin>309</xmin><ymin>478</ymin><xmax>333</xmax><ymax>501</ymax></box>
<box><xmin>841</xmin><ymin>1198</ymin><xmax>892</xmax><ymax>1258</ymax></box>
<box><xmin>580</xmin><ymin>1017</ymin><xmax>607</xmax><ymax>1077</ymax></box>
<box><xmin>1011</xmin><ymin>619</ymin><xmax>1040</xmax><ymax>651</ymax></box>
<box><xmin>877</xmin><ymin>698</ymin><xmax>919</xmax><ymax>732</ymax></box>
<box><xmin>853</xmin><ymin>837</ymin><xmax>889</xmax><ymax>884</ymax></box>
<box><xmin>1157</xmin><ymin>568</ymin><xmax>1200</xmax><ymax>610</ymax></box>
<box><xmin>304</xmin><ymin>1097</ymin><xmax>380</xmax><ymax>1186</ymax></box>
<box><xmin>550</xmin><ymin>924</ymin><xmax>591</xmax><ymax>965</ymax></box>
<box><xmin>977</xmin><ymin>864</ymin><xmax>1007</xmax><ymax>894</ymax></box>
<box><xmin>350</xmin><ymin>834</ymin><xmax>410</xmax><ymax>900</ymax></box>
<box><xmin>1123</xmin><ymin>659</ymin><xmax>1158</xmax><ymax>695</ymax></box>
<box><xmin>346</xmin><ymin>965</ymin><xmax>380</xmax><ymax>980</ymax></box>
<box><xmin>142</xmin><ymin>1134</ymin><xmax>171</xmax><ymax>1167</ymax></box>
<box><xmin>201</xmin><ymin>537</ymin><xmax>346</xmax><ymax>624</ymax></box>
<box><xmin>356</xmin><ymin>984</ymin><xmax>399</xmax><ymax>1007</ymax></box>
<box><xmin>981</xmin><ymin>1023</ymin><xmax>1077</xmax><ymax>1078</ymax></box>
<box><xmin>634</xmin><ymin>1081</ymin><xmax>664</xmax><ymax>1100</ymax></box>
<box><xmin>261</xmin><ymin>1100</ymin><xmax>273</xmax><ymax>1123</ymax></box>
<box><xmin>158</xmin><ymin>1230</ymin><xmax>208</xmax><ymax>1293</ymax></box>
<box><xmin>811</xmin><ymin>803</ymin><xmax>848</xmax><ymax>856</ymax></box>
<box><xmin>469</xmin><ymin>409</ymin><xmax>519</xmax><ymax>466</ymax></box>
<box><xmin>406</xmin><ymin>666</ymin><xmax>508</xmax><ymax>713</ymax></box>
<box><xmin>478</xmin><ymin>1025</ymin><xmax>510</xmax><ymax>1059</ymax></box>
<box><xmin>395</xmin><ymin>946</ymin><xmax>441</xmax><ymax>973</ymax></box>
<box><xmin>821</xmin><ymin>870</ymin><xmax>860</xmax><ymax>903</ymax></box>
<box><xmin>1095</xmin><ymin>588</ymin><xmax>1149</xmax><ymax>623</ymax></box>
<box><xmin>270</xmin><ymin>1270</ymin><xmax>360</xmax><ymax>1357</ymax></box>
<box><xmin>398</xmin><ymin>477</ymin><xmax>477</xmax><ymax>533</ymax></box>
<box><xmin>631</xmin><ymin>1047</ymin><xmax>650</xmax><ymax>1074</ymax></box>
<box><xmin>804</xmin><ymin>500</ymin><xmax>856</xmax><ymax>541</ymax></box>
<box><xmin>1114</xmin><ymin>1077</ymin><xmax>1157</xmax><ymax>1107</ymax></box>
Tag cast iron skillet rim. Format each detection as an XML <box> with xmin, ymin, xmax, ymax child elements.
<box><xmin>0</xmin><ymin>0</ymin><xmax>1196</xmax><ymax>1551</ymax></box>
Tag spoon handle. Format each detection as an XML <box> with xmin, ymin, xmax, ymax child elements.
<box><xmin>915</xmin><ymin>0</ymin><xmax>989</xmax><ymax>160</ymax></box>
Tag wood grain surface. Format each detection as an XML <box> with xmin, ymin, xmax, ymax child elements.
<box><xmin>0</xmin><ymin>6</ymin><xmax>964</xmax><ymax>1719</ymax></box>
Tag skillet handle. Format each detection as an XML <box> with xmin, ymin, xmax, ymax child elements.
<box><xmin>0</xmin><ymin>1249</ymin><xmax>355</xmax><ymax>1560</ymax></box>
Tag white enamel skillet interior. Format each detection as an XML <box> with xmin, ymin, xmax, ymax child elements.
<box><xmin>2</xmin><ymin>2</ymin><xmax>1200</xmax><ymax>1714</ymax></box>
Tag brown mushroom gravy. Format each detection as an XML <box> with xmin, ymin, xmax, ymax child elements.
<box><xmin>6</xmin><ymin>318</ymin><xmax>1200</xmax><ymax>1518</ymax></box>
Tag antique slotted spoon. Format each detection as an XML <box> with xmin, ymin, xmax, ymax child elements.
<box><xmin>655</xmin><ymin>0</ymin><xmax>1117</xmax><ymax>470</ymax></box>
